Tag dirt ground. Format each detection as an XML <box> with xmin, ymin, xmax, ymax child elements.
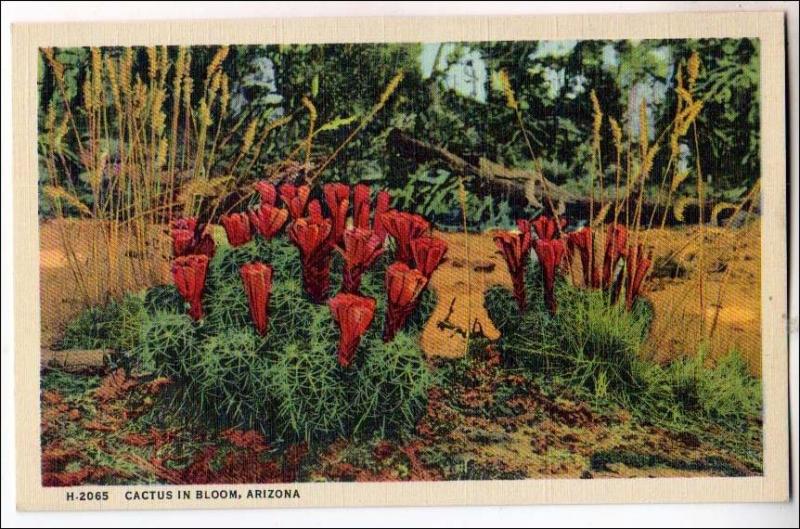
<box><xmin>39</xmin><ymin>357</ymin><xmax>761</xmax><ymax>486</ymax></box>
<box><xmin>39</xmin><ymin>219</ymin><xmax>171</xmax><ymax>348</ymax></box>
<box><xmin>40</xmin><ymin>218</ymin><xmax>761</xmax><ymax>374</ymax></box>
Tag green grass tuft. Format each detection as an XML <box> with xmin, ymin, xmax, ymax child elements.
<box><xmin>485</xmin><ymin>263</ymin><xmax>762</xmax><ymax>432</ymax></box>
<box><xmin>60</xmin><ymin>292</ymin><xmax>149</xmax><ymax>352</ymax></box>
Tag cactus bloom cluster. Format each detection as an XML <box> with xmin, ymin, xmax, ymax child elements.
<box><xmin>495</xmin><ymin>215</ymin><xmax>649</xmax><ymax>315</ymax></box>
<box><xmin>169</xmin><ymin>180</ymin><xmax>447</xmax><ymax>358</ymax></box>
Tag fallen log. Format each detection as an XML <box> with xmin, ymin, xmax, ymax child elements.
<box><xmin>386</xmin><ymin>128</ymin><xmax>754</xmax><ymax>226</ymax></box>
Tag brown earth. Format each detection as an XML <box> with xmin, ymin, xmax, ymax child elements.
<box><xmin>39</xmin><ymin>359</ymin><xmax>761</xmax><ymax>486</ymax></box>
<box><xmin>39</xmin><ymin>219</ymin><xmax>170</xmax><ymax>347</ymax></box>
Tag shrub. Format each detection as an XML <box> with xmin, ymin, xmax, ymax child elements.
<box><xmin>60</xmin><ymin>293</ymin><xmax>149</xmax><ymax>352</ymax></box>
<box><xmin>485</xmin><ymin>266</ymin><xmax>762</xmax><ymax>429</ymax></box>
<box><xmin>137</xmin><ymin>233</ymin><xmax>431</xmax><ymax>443</ymax></box>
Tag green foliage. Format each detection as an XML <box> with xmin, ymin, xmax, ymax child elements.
<box><xmin>267</xmin><ymin>340</ymin><xmax>349</xmax><ymax>442</ymax></box>
<box><xmin>660</xmin><ymin>346</ymin><xmax>761</xmax><ymax>428</ymax></box>
<box><xmin>40</xmin><ymin>39</ymin><xmax>760</xmax><ymax>224</ymax></box>
<box><xmin>352</xmin><ymin>333</ymin><xmax>434</xmax><ymax>436</ymax></box>
<box><xmin>485</xmin><ymin>267</ymin><xmax>761</xmax><ymax>431</ymax></box>
<box><xmin>135</xmin><ymin>311</ymin><xmax>196</xmax><ymax>376</ymax></box>
<box><xmin>486</xmin><ymin>273</ymin><xmax>652</xmax><ymax>408</ymax></box>
<box><xmin>60</xmin><ymin>293</ymin><xmax>149</xmax><ymax>352</ymax></box>
<box><xmin>57</xmin><ymin>232</ymin><xmax>435</xmax><ymax>444</ymax></box>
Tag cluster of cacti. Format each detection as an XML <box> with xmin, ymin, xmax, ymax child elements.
<box><xmin>494</xmin><ymin>216</ymin><xmax>652</xmax><ymax>315</ymax></box>
<box><xmin>169</xmin><ymin>181</ymin><xmax>448</xmax><ymax>368</ymax></box>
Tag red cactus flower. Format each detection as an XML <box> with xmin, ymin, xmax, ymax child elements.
<box><xmin>625</xmin><ymin>244</ymin><xmax>652</xmax><ymax>311</ymax></box>
<box><xmin>220</xmin><ymin>212</ymin><xmax>252</xmax><ymax>247</ymax></box>
<box><xmin>383</xmin><ymin>262</ymin><xmax>428</xmax><ymax>342</ymax></box>
<box><xmin>380</xmin><ymin>211</ymin><xmax>430</xmax><ymax>264</ymax></box>
<box><xmin>250</xmin><ymin>204</ymin><xmax>288</xmax><ymax>241</ymax></box>
<box><xmin>307</xmin><ymin>199</ymin><xmax>325</xmax><ymax>224</ymax></box>
<box><xmin>493</xmin><ymin>225</ymin><xmax>532</xmax><ymax>311</ymax></box>
<box><xmin>171</xmin><ymin>223</ymin><xmax>216</xmax><ymax>259</ymax></box>
<box><xmin>338</xmin><ymin>228</ymin><xmax>384</xmax><ymax>293</ymax></box>
<box><xmin>328</xmin><ymin>292</ymin><xmax>376</xmax><ymax>367</ymax></box>
<box><xmin>567</xmin><ymin>227</ymin><xmax>599</xmax><ymax>288</ymax></box>
<box><xmin>171</xmin><ymin>254</ymin><xmax>209</xmax><ymax>320</ymax></box>
<box><xmin>171</xmin><ymin>216</ymin><xmax>197</xmax><ymax>232</ymax></box>
<box><xmin>171</xmin><ymin>228</ymin><xmax>194</xmax><ymax>257</ymax></box>
<box><xmin>601</xmin><ymin>223</ymin><xmax>628</xmax><ymax>288</ymax></box>
<box><xmin>193</xmin><ymin>233</ymin><xmax>217</xmax><ymax>259</ymax></box>
<box><xmin>279</xmin><ymin>183</ymin><xmax>311</xmax><ymax>220</ymax></box>
<box><xmin>255</xmin><ymin>181</ymin><xmax>277</xmax><ymax>206</ymax></box>
<box><xmin>534</xmin><ymin>238</ymin><xmax>566</xmax><ymax>315</ymax></box>
<box><xmin>240</xmin><ymin>262</ymin><xmax>273</xmax><ymax>336</ymax></box>
<box><xmin>531</xmin><ymin>215</ymin><xmax>566</xmax><ymax>241</ymax></box>
<box><xmin>353</xmin><ymin>184</ymin><xmax>372</xmax><ymax>230</ymax></box>
<box><xmin>288</xmin><ymin>217</ymin><xmax>333</xmax><ymax>303</ymax></box>
<box><xmin>410</xmin><ymin>236</ymin><xmax>448</xmax><ymax>279</ymax></box>
<box><xmin>323</xmin><ymin>183</ymin><xmax>350</xmax><ymax>246</ymax></box>
<box><xmin>373</xmin><ymin>191</ymin><xmax>391</xmax><ymax>240</ymax></box>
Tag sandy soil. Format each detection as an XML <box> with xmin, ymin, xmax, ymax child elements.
<box><xmin>39</xmin><ymin>219</ymin><xmax>170</xmax><ymax>347</ymax></box>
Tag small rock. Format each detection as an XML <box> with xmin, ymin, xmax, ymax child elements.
<box><xmin>580</xmin><ymin>470</ymin><xmax>593</xmax><ymax>479</ymax></box>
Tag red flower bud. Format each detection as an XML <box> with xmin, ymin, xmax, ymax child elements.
<box><xmin>493</xmin><ymin>222</ymin><xmax>532</xmax><ymax>311</ymax></box>
<box><xmin>531</xmin><ymin>215</ymin><xmax>566</xmax><ymax>241</ymax></box>
<box><xmin>171</xmin><ymin>217</ymin><xmax>197</xmax><ymax>232</ymax></box>
<box><xmin>625</xmin><ymin>244</ymin><xmax>652</xmax><ymax>311</ymax></box>
<box><xmin>279</xmin><ymin>184</ymin><xmax>311</xmax><ymax>220</ymax></box>
<box><xmin>373</xmin><ymin>191</ymin><xmax>391</xmax><ymax>240</ymax></box>
<box><xmin>383</xmin><ymin>262</ymin><xmax>428</xmax><ymax>342</ymax></box>
<box><xmin>307</xmin><ymin>199</ymin><xmax>325</xmax><ymax>224</ymax></box>
<box><xmin>240</xmin><ymin>262</ymin><xmax>273</xmax><ymax>336</ymax></box>
<box><xmin>250</xmin><ymin>204</ymin><xmax>288</xmax><ymax>241</ymax></box>
<box><xmin>171</xmin><ymin>228</ymin><xmax>194</xmax><ymax>257</ymax></box>
<box><xmin>288</xmin><ymin>217</ymin><xmax>333</xmax><ymax>303</ymax></box>
<box><xmin>602</xmin><ymin>223</ymin><xmax>628</xmax><ymax>288</ymax></box>
<box><xmin>221</xmin><ymin>212</ymin><xmax>252</xmax><ymax>247</ymax></box>
<box><xmin>323</xmin><ymin>183</ymin><xmax>350</xmax><ymax>247</ymax></box>
<box><xmin>171</xmin><ymin>219</ymin><xmax>216</xmax><ymax>259</ymax></box>
<box><xmin>328</xmin><ymin>293</ymin><xmax>376</xmax><ymax>367</ymax></box>
<box><xmin>534</xmin><ymin>238</ymin><xmax>566</xmax><ymax>315</ymax></box>
<box><xmin>353</xmin><ymin>184</ymin><xmax>371</xmax><ymax>230</ymax></box>
<box><xmin>171</xmin><ymin>254</ymin><xmax>209</xmax><ymax>320</ymax></box>
<box><xmin>338</xmin><ymin>228</ymin><xmax>384</xmax><ymax>293</ymax></box>
<box><xmin>380</xmin><ymin>211</ymin><xmax>430</xmax><ymax>265</ymax></box>
<box><xmin>255</xmin><ymin>181</ymin><xmax>277</xmax><ymax>206</ymax></box>
<box><xmin>410</xmin><ymin>236</ymin><xmax>448</xmax><ymax>279</ymax></box>
<box><xmin>567</xmin><ymin>227</ymin><xmax>598</xmax><ymax>288</ymax></box>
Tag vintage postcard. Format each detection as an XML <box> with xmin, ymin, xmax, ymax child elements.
<box><xmin>13</xmin><ymin>12</ymin><xmax>788</xmax><ymax>510</ymax></box>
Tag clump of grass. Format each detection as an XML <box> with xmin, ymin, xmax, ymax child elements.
<box><xmin>485</xmin><ymin>265</ymin><xmax>761</xmax><ymax>431</ymax></box>
<box><xmin>660</xmin><ymin>346</ymin><xmax>761</xmax><ymax>428</ymax></box>
<box><xmin>60</xmin><ymin>293</ymin><xmax>149</xmax><ymax>352</ymax></box>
